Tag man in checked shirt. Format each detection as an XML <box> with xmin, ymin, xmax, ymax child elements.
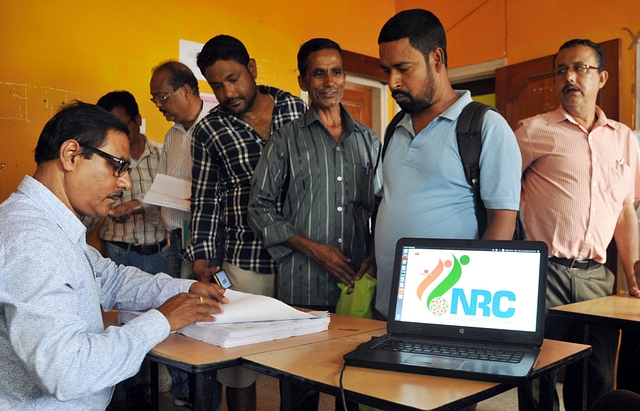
<box><xmin>181</xmin><ymin>35</ymin><xmax>306</xmax><ymax>411</ymax></box>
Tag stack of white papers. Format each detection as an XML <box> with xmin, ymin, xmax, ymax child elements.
<box><xmin>117</xmin><ymin>290</ymin><xmax>330</xmax><ymax>348</ymax></box>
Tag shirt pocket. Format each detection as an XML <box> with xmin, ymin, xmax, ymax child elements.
<box><xmin>603</xmin><ymin>162</ymin><xmax>631</xmax><ymax>203</ymax></box>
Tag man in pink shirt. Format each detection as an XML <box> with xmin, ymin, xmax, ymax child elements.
<box><xmin>516</xmin><ymin>39</ymin><xmax>640</xmax><ymax>411</ymax></box>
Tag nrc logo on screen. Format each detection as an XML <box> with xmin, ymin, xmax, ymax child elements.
<box><xmin>450</xmin><ymin>288</ymin><xmax>516</xmax><ymax>318</ymax></box>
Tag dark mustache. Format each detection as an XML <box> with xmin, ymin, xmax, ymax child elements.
<box><xmin>391</xmin><ymin>89</ymin><xmax>411</xmax><ymax>99</ymax></box>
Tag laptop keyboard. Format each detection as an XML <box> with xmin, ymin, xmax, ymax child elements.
<box><xmin>374</xmin><ymin>340</ymin><xmax>525</xmax><ymax>363</ymax></box>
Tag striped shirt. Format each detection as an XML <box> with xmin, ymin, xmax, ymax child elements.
<box><xmin>100</xmin><ymin>136</ymin><xmax>166</xmax><ymax>245</ymax></box>
<box><xmin>157</xmin><ymin>102</ymin><xmax>213</xmax><ymax>231</ymax></box>
<box><xmin>248</xmin><ymin>105</ymin><xmax>383</xmax><ymax>306</ymax></box>
<box><xmin>517</xmin><ymin>105</ymin><xmax>640</xmax><ymax>262</ymax></box>
<box><xmin>182</xmin><ymin>86</ymin><xmax>306</xmax><ymax>274</ymax></box>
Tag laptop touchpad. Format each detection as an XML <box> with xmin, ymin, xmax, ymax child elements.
<box><xmin>404</xmin><ymin>355</ymin><xmax>464</xmax><ymax>370</ymax></box>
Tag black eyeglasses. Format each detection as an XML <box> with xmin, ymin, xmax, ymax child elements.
<box><xmin>82</xmin><ymin>145</ymin><xmax>132</xmax><ymax>176</ymax></box>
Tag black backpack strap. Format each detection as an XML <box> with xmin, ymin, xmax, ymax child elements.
<box><xmin>381</xmin><ymin>110</ymin><xmax>406</xmax><ymax>161</ymax></box>
<box><xmin>456</xmin><ymin>101</ymin><xmax>496</xmax><ymax>238</ymax></box>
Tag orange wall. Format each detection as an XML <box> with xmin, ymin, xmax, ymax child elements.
<box><xmin>1</xmin><ymin>0</ymin><xmax>638</xmax><ymax>203</ymax></box>
<box><xmin>396</xmin><ymin>0</ymin><xmax>639</xmax><ymax>127</ymax></box>
<box><xmin>0</xmin><ymin>0</ymin><xmax>395</xmax><ymax>202</ymax></box>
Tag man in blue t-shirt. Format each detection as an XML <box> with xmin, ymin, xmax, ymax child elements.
<box><xmin>374</xmin><ymin>9</ymin><xmax>522</xmax><ymax>319</ymax></box>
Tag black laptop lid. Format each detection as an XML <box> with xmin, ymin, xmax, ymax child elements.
<box><xmin>387</xmin><ymin>238</ymin><xmax>548</xmax><ymax>346</ymax></box>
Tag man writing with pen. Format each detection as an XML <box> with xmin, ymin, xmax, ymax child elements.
<box><xmin>0</xmin><ymin>101</ymin><xmax>228</xmax><ymax>410</ymax></box>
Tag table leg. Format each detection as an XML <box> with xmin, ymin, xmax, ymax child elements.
<box><xmin>150</xmin><ymin>361</ymin><xmax>159</xmax><ymax>411</ymax></box>
<box><xmin>539</xmin><ymin>374</ymin><xmax>553</xmax><ymax>411</ymax></box>
<box><xmin>579</xmin><ymin>324</ymin><xmax>589</xmax><ymax>411</ymax></box>
<box><xmin>280</xmin><ymin>380</ymin><xmax>292</xmax><ymax>411</ymax></box>
<box><xmin>192</xmin><ymin>371</ymin><xmax>215</xmax><ymax>411</ymax></box>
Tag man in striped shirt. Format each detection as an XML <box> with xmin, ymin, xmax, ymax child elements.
<box><xmin>248</xmin><ymin>38</ymin><xmax>381</xmax><ymax>411</ymax></box>
<box><xmin>182</xmin><ymin>35</ymin><xmax>306</xmax><ymax>411</ymax></box>
<box><xmin>150</xmin><ymin>61</ymin><xmax>217</xmax><ymax>409</ymax></box>
<box><xmin>516</xmin><ymin>39</ymin><xmax>640</xmax><ymax>411</ymax></box>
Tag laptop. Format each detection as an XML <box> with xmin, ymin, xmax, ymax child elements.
<box><xmin>344</xmin><ymin>238</ymin><xmax>548</xmax><ymax>383</ymax></box>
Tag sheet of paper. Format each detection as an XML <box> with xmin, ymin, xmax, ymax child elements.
<box><xmin>200</xmin><ymin>289</ymin><xmax>318</xmax><ymax>325</ymax></box>
<box><xmin>142</xmin><ymin>174</ymin><xmax>191</xmax><ymax>212</ymax></box>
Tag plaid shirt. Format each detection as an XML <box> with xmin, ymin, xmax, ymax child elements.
<box><xmin>101</xmin><ymin>136</ymin><xmax>166</xmax><ymax>245</ymax></box>
<box><xmin>182</xmin><ymin>86</ymin><xmax>306</xmax><ymax>274</ymax></box>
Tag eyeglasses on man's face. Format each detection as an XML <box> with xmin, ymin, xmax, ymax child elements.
<box><xmin>553</xmin><ymin>64</ymin><xmax>599</xmax><ymax>77</ymax></box>
<box><xmin>82</xmin><ymin>145</ymin><xmax>132</xmax><ymax>176</ymax></box>
<box><xmin>150</xmin><ymin>87</ymin><xmax>181</xmax><ymax>105</ymax></box>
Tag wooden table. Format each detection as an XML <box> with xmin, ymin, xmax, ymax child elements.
<box><xmin>549</xmin><ymin>294</ymin><xmax>640</xmax><ymax>410</ymax></box>
<box><xmin>102</xmin><ymin>310</ymin><xmax>386</xmax><ymax>411</ymax></box>
<box><xmin>550</xmin><ymin>294</ymin><xmax>640</xmax><ymax>330</ymax></box>
<box><xmin>242</xmin><ymin>330</ymin><xmax>591</xmax><ymax>411</ymax></box>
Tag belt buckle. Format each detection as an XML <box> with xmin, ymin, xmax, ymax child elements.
<box><xmin>570</xmin><ymin>259</ymin><xmax>591</xmax><ymax>269</ymax></box>
<box><xmin>139</xmin><ymin>244</ymin><xmax>156</xmax><ymax>255</ymax></box>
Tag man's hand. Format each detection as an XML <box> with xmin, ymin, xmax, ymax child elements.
<box><xmin>340</xmin><ymin>253</ymin><xmax>377</xmax><ymax>294</ymax></box>
<box><xmin>109</xmin><ymin>200</ymin><xmax>144</xmax><ymax>223</ymax></box>
<box><xmin>157</xmin><ymin>283</ymin><xmax>228</xmax><ymax>331</ymax></box>
<box><xmin>285</xmin><ymin>235</ymin><xmax>357</xmax><ymax>288</ymax></box>
<box><xmin>314</xmin><ymin>243</ymin><xmax>357</xmax><ymax>287</ymax></box>
<box><xmin>193</xmin><ymin>259</ymin><xmax>220</xmax><ymax>283</ymax></box>
<box><xmin>356</xmin><ymin>253</ymin><xmax>377</xmax><ymax>279</ymax></box>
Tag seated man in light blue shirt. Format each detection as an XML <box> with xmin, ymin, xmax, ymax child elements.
<box><xmin>0</xmin><ymin>101</ymin><xmax>228</xmax><ymax>410</ymax></box>
<box><xmin>374</xmin><ymin>9</ymin><xmax>522</xmax><ymax>319</ymax></box>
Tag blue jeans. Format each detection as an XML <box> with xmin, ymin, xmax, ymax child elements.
<box><xmin>167</xmin><ymin>368</ymin><xmax>221</xmax><ymax>410</ymax></box>
<box><xmin>103</xmin><ymin>241</ymin><xmax>170</xmax><ymax>275</ymax></box>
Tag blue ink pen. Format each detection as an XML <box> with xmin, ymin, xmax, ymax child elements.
<box><xmin>366</xmin><ymin>162</ymin><xmax>371</xmax><ymax>175</ymax></box>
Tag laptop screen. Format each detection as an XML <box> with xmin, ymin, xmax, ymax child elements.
<box><xmin>388</xmin><ymin>238</ymin><xmax>548</xmax><ymax>345</ymax></box>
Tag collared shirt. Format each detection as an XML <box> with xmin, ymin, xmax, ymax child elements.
<box><xmin>157</xmin><ymin>101</ymin><xmax>213</xmax><ymax>231</ymax></box>
<box><xmin>100</xmin><ymin>135</ymin><xmax>166</xmax><ymax>246</ymax></box>
<box><xmin>248</xmin><ymin>105</ymin><xmax>382</xmax><ymax>306</ymax></box>
<box><xmin>183</xmin><ymin>86</ymin><xmax>307</xmax><ymax>274</ymax></box>
<box><xmin>0</xmin><ymin>175</ymin><xmax>193</xmax><ymax>410</ymax></box>
<box><xmin>374</xmin><ymin>90</ymin><xmax>522</xmax><ymax>317</ymax></box>
<box><xmin>517</xmin><ymin>105</ymin><xmax>640</xmax><ymax>262</ymax></box>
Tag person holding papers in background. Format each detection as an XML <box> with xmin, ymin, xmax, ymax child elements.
<box><xmin>181</xmin><ymin>35</ymin><xmax>306</xmax><ymax>411</ymax></box>
<box><xmin>248</xmin><ymin>38</ymin><xmax>381</xmax><ymax>411</ymax></box>
<box><xmin>150</xmin><ymin>61</ymin><xmax>213</xmax><ymax>280</ymax></box>
<box><xmin>515</xmin><ymin>39</ymin><xmax>640</xmax><ymax>411</ymax></box>
<box><xmin>149</xmin><ymin>61</ymin><xmax>216</xmax><ymax>408</ymax></box>
<box><xmin>0</xmin><ymin>101</ymin><xmax>228</xmax><ymax>411</ymax></box>
<box><xmin>92</xmin><ymin>91</ymin><xmax>169</xmax><ymax>275</ymax></box>
<box><xmin>87</xmin><ymin>90</ymin><xmax>169</xmax><ymax>410</ymax></box>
